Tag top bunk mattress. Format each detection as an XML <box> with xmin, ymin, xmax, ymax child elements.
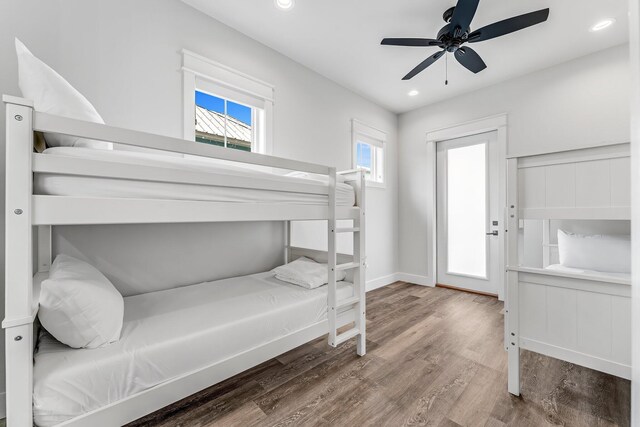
<box><xmin>33</xmin><ymin>271</ymin><xmax>354</xmax><ymax>427</ymax></box>
<box><xmin>34</xmin><ymin>147</ymin><xmax>356</xmax><ymax>206</ymax></box>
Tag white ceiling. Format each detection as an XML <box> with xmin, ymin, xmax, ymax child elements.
<box><xmin>182</xmin><ymin>0</ymin><xmax>629</xmax><ymax>113</ymax></box>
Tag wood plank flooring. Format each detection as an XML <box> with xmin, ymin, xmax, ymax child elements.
<box><xmin>128</xmin><ymin>282</ymin><xmax>630</xmax><ymax>427</ymax></box>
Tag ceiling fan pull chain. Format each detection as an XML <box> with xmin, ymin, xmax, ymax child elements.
<box><xmin>445</xmin><ymin>53</ymin><xmax>449</xmax><ymax>86</ymax></box>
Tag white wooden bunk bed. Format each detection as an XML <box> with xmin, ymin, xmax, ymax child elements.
<box><xmin>505</xmin><ymin>143</ymin><xmax>631</xmax><ymax>396</ymax></box>
<box><xmin>3</xmin><ymin>95</ymin><xmax>367</xmax><ymax>426</ymax></box>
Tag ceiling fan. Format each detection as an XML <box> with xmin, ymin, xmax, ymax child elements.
<box><xmin>381</xmin><ymin>0</ymin><xmax>550</xmax><ymax>80</ymax></box>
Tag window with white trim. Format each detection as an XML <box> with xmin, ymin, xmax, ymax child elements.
<box><xmin>352</xmin><ymin>120</ymin><xmax>386</xmax><ymax>186</ymax></box>
<box><xmin>183</xmin><ymin>50</ymin><xmax>273</xmax><ymax>154</ymax></box>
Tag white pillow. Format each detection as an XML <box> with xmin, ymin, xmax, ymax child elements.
<box><xmin>15</xmin><ymin>38</ymin><xmax>112</xmax><ymax>150</ymax></box>
<box><xmin>38</xmin><ymin>254</ymin><xmax>124</xmax><ymax>348</ymax></box>
<box><xmin>557</xmin><ymin>229</ymin><xmax>631</xmax><ymax>274</ymax></box>
<box><xmin>272</xmin><ymin>257</ymin><xmax>346</xmax><ymax>289</ymax></box>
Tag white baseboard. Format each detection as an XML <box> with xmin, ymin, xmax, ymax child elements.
<box><xmin>366</xmin><ymin>273</ymin><xmax>400</xmax><ymax>292</ymax></box>
<box><xmin>0</xmin><ymin>391</ymin><xmax>5</xmax><ymax>419</ymax></box>
<box><xmin>395</xmin><ymin>273</ymin><xmax>435</xmax><ymax>287</ymax></box>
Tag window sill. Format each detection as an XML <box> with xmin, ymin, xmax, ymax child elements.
<box><xmin>366</xmin><ymin>180</ymin><xmax>386</xmax><ymax>189</ymax></box>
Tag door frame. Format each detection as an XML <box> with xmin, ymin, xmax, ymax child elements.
<box><xmin>425</xmin><ymin>114</ymin><xmax>508</xmax><ymax>300</ymax></box>
<box><xmin>628</xmin><ymin>0</ymin><xmax>639</xmax><ymax>423</ymax></box>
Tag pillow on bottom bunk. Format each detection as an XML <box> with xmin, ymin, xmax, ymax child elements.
<box><xmin>273</xmin><ymin>257</ymin><xmax>346</xmax><ymax>289</ymax></box>
<box><xmin>557</xmin><ymin>229</ymin><xmax>631</xmax><ymax>274</ymax></box>
<box><xmin>38</xmin><ymin>254</ymin><xmax>124</xmax><ymax>349</ymax></box>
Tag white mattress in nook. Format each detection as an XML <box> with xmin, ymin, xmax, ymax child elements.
<box><xmin>545</xmin><ymin>264</ymin><xmax>631</xmax><ymax>281</ymax></box>
<box><xmin>33</xmin><ymin>272</ymin><xmax>354</xmax><ymax>427</ymax></box>
<box><xmin>34</xmin><ymin>147</ymin><xmax>356</xmax><ymax>206</ymax></box>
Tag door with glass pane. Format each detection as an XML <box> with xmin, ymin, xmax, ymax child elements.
<box><xmin>436</xmin><ymin>131</ymin><xmax>499</xmax><ymax>295</ymax></box>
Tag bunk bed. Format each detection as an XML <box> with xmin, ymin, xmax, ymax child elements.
<box><xmin>3</xmin><ymin>95</ymin><xmax>367</xmax><ymax>426</ymax></box>
<box><xmin>505</xmin><ymin>143</ymin><xmax>631</xmax><ymax>396</ymax></box>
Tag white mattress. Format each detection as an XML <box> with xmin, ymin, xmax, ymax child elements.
<box><xmin>34</xmin><ymin>147</ymin><xmax>355</xmax><ymax>206</ymax></box>
<box><xmin>545</xmin><ymin>264</ymin><xmax>631</xmax><ymax>281</ymax></box>
<box><xmin>33</xmin><ymin>272</ymin><xmax>354</xmax><ymax>427</ymax></box>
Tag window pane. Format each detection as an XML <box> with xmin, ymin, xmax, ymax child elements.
<box><xmin>446</xmin><ymin>143</ymin><xmax>487</xmax><ymax>277</ymax></box>
<box><xmin>356</xmin><ymin>141</ymin><xmax>372</xmax><ymax>175</ymax></box>
<box><xmin>195</xmin><ymin>91</ymin><xmax>226</xmax><ymax>146</ymax></box>
<box><xmin>226</xmin><ymin>100</ymin><xmax>253</xmax><ymax>152</ymax></box>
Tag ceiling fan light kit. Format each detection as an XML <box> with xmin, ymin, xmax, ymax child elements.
<box><xmin>381</xmin><ymin>0</ymin><xmax>550</xmax><ymax>82</ymax></box>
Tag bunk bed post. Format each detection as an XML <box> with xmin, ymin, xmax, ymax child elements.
<box><xmin>327</xmin><ymin>167</ymin><xmax>337</xmax><ymax>346</ymax></box>
<box><xmin>542</xmin><ymin>219</ymin><xmax>550</xmax><ymax>268</ymax></box>
<box><xmin>355</xmin><ymin>170</ymin><xmax>366</xmax><ymax>356</ymax></box>
<box><xmin>506</xmin><ymin>158</ymin><xmax>520</xmax><ymax>396</ymax></box>
<box><xmin>3</xmin><ymin>96</ymin><xmax>35</xmax><ymax>426</ymax></box>
<box><xmin>284</xmin><ymin>220</ymin><xmax>291</xmax><ymax>264</ymax></box>
<box><xmin>38</xmin><ymin>225</ymin><xmax>52</xmax><ymax>272</ymax></box>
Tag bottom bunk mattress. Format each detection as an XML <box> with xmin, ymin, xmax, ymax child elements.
<box><xmin>33</xmin><ymin>272</ymin><xmax>354</xmax><ymax>426</ymax></box>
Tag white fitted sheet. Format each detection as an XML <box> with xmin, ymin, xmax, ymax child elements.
<box><xmin>545</xmin><ymin>264</ymin><xmax>631</xmax><ymax>281</ymax></box>
<box><xmin>34</xmin><ymin>147</ymin><xmax>355</xmax><ymax>206</ymax></box>
<box><xmin>33</xmin><ymin>272</ymin><xmax>354</xmax><ymax>427</ymax></box>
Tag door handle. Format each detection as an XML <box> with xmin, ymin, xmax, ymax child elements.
<box><xmin>486</xmin><ymin>230</ymin><xmax>498</xmax><ymax>236</ymax></box>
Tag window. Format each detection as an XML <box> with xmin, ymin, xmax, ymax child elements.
<box><xmin>352</xmin><ymin>120</ymin><xmax>386</xmax><ymax>186</ymax></box>
<box><xmin>195</xmin><ymin>91</ymin><xmax>254</xmax><ymax>152</ymax></box>
<box><xmin>183</xmin><ymin>50</ymin><xmax>273</xmax><ymax>154</ymax></box>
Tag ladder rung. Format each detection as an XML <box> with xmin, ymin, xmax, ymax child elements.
<box><xmin>335</xmin><ymin>227</ymin><xmax>360</xmax><ymax>233</ymax></box>
<box><xmin>336</xmin><ymin>296</ymin><xmax>361</xmax><ymax>309</ymax></box>
<box><xmin>334</xmin><ymin>328</ymin><xmax>360</xmax><ymax>346</ymax></box>
<box><xmin>336</xmin><ymin>262</ymin><xmax>359</xmax><ymax>271</ymax></box>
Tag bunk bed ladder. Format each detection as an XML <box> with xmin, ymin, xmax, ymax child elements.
<box><xmin>328</xmin><ymin>169</ymin><xmax>366</xmax><ymax>355</ymax></box>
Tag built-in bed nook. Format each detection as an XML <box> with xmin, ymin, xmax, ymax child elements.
<box><xmin>505</xmin><ymin>143</ymin><xmax>631</xmax><ymax>396</ymax></box>
<box><xmin>3</xmin><ymin>95</ymin><xmax>367</xmax><ymax>427</ymax></box>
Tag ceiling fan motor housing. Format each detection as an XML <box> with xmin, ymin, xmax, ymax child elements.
<box><xmin>437</xmin><ymin>24</ymin><xmax>466</xmax><ymax>52</ymax></box>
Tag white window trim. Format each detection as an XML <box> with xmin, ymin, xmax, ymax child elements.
<box><xmin>352</xmin><ymin>119</ymin><xmax>386</xmax><ymax>188</ymax></box>
<box><xmin>182</xmin><ymin>49</ymin><xmax>274</xmax><ymax>155</ymax></box>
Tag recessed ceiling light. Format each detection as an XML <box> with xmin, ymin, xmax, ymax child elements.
<box><xmin>590</xmin><ymin>18</ymin><xmax>615</xmax><ymax>32</ymax></box>
<box><xmin>408</xmin><ymin>90</ymin><xmax>419</xmax><ymax>97</ymax></box>
<box><xmin>275</xmin><ymin>0</ymin><xmax>294</xmax><ymax>11</ymax></box>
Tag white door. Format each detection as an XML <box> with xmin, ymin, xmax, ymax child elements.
<box><xmin>436</xmin><ymin>131</ymin><xmax>500</xmax><ymax>295</ymax></box>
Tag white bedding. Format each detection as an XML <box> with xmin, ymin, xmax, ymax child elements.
<box><xmin>33</xmin><ymin>272</ymin><xmax>354</xmax><ymax>427</ymax></box>
<box><xmin>545</xmin><ymin>264</ymin><xmax>631</xmax><ymax>281</ymax></box>
<box><xmin>34</xmin><ymin>147</ymin><xmax>356</xmax><ymax>206</ymax></box>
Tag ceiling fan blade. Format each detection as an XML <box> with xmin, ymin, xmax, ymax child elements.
<box><xmin>468</xmin><ymin>8</ymin><xmax>550</xmax><ymax>43</ymax></box>
<box><xmin>449</xmin><ymin>0</ymin><xmax>480</xmax><ymax>37</ymax></box>
<box><xmin>381</xmin><ymin>38</ymin><xmax>441</xmax><ymax>47</ymax></box>
<box><xmin>454</xmin><ymin>47</ymin><xmax>486</xmax><ymax>73</ymax></box>
<box><xmin>402</xmin><ymin>50</ymin><xmax>445</xmax><ymax>80</ymax></box>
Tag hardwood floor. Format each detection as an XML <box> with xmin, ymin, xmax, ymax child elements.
<box><xmin>128</xmin><ymin>282</ymin><xmax>630</xmax><ymax>427</ymax></box>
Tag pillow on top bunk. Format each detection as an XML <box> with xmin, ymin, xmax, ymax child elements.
<box><xmin>272</xmin><ymin>257</ymin><xmax>346</xmax><ymax>289</ymax></box>
<box><xmin>38</xmin><ymin>254</ymin><xmax>124</xmax><ymax>349</ymax></box>
<box><xmin>557</xmin><ymin>230</ymin><xmax>631</xmax><ymax>274</ymax></box>
<box><xmin>15</xmin><ymin>38</ymin><xmax>112</xmax><ymax>150</ymax></box>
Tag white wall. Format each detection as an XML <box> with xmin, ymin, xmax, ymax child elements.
<box><xmin>398</xmin><ymin>44</ymin><xmax>630</xmax><ymax>281</ymax></box>
<box><xmin>0</xmin><ymin>0</ymin><xmax>399</xmax><ymax>405</ymax></box>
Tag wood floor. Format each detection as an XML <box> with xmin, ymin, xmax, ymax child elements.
<box><xmin>128</xmin><ymin>282</ymin><xmax>630</xmax><ymax>427</ymax></box>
